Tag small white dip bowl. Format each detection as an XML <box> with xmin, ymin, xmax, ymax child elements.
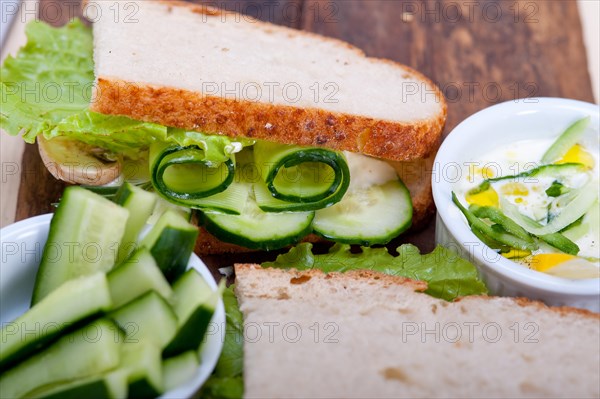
<box><xmin>432</xmin><ymin>98</ymin><xmax>600</xmax><ymax>312</ymax></box>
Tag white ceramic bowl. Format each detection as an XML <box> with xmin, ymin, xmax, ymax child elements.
<box><xmin>0</xmin><ymin>214</ymin><xmax>225</xmax><ymax>398</ymax></box>
<box><xmin>432</xmin><ymin>98</ymin><xmax>600</xmax><ymax>312</ymax></box>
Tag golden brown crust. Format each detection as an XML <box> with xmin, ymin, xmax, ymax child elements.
<box><xmin>234</xmin><ymin>263</ymin><xmax>429</xmax><ymax>293</ymax></box>
<box><xmin>92</xmin><ymin>78</ymin><xmax>445</xmax><ymax>162</ymax></box>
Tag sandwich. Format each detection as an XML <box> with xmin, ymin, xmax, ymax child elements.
<box><xmin>233</xmin><ymin>263</ymin><xmax>600</xmax><ymax>398</ymax></box>
<box><xmin>1</xmin><ymin>0</ymin><xmax>446</xmax><ymax>254</ymax></box>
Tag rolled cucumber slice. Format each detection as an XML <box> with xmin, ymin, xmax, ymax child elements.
<box><xmin>312</xmin><ymin>180</ymin><xmax>413</xmax><ymax>246</ymax></box>
<box><xmin>32</xmin><ymin>186</ymin><xmax>129</xmax><ymax>304</ymax></box>
<box><xmin>253</xmin><ymin>141</ymin><xmax>350</xmax><ymax>210</ymax></box>
<box><xmin>0</xmin><ymin>319</ymin><xmax>124</xmax><ymax>399</ymax></box>
<box><xmin>1</xmin><ymin>273</ymin><xmax>112</xmax><ymax>371</ymax></box>
<box><xmin>107</xmin><ymin>248</ymin><xmax>172</xmax><ymax>309</ymax></box>
<box><xmin>201</xmin><ymin>185</ymin><xmax>314</xmax><ymax>250</ymax></box>
<box><xmin>163</xmin><ymin>270</ymin><xmax>222</xmax><ymax>357</ymax></box>
<box><xmin>140</xmin><ymin>210</ymin><xmax>199</xmax><ymax>283</ymax></box>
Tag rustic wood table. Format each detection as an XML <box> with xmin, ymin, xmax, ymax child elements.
<box><xmin>16</xmin><ymin>0</ymin><xmax>595</xmax><ymax>276</ymax></box>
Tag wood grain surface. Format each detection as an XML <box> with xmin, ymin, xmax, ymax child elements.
<box><xmin>17</xmin><ymin>0</ymin><xmax>595</xmax><ymax>272</ymax></box>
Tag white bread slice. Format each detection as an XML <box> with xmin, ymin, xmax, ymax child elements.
<box><xmin>234</xmin><ymin>265</ymin><xmax>600</xmax><ymax>399</ymax></box>
<box><xmin>88</xmin><ymin>0</ymin><xmax>446</xmax><ymax>161</ymax></box>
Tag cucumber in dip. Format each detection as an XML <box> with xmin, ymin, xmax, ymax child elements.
<box><xmin>453</xmin><ymin>117</ymin><xmax>600</xmax><ymax>279</ymax></box>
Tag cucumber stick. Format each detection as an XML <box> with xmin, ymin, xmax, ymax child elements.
<box><xmin>109</xmin><ymin>291</ymin><xmax>178</xmax><ymax>349</ymax></box>
<box><xmin>147</xmin><ymin>197</ymin><xmax>192</xmax><ymax>226</ymax></box>
<box><xmin>113</xmin><ymin>182</ymin><xmax>157</xmax><ymax>263</ymax></box>
<box><xmin>0</xmin><ymin>273</ymin><xmax>112</xmax><ymax>371</ymax></box>
<box><xmin>164</xmin><ymin>270</ymin><xmax>222</xmax><ymax>357</ymax></box>
<box><xmin>163</xmin><ymin>351</ymin><xmax>199</xmax><ymax>392</ymax></box>
<box><xmin>107</xmin><ymin>248</ymin><xmax>172</xmax><ymax>308</ymax></box>
<box><xmin>140</xmin><ymin>210</ymin><xmax>199</xmax><ymax>283</ymax></box>
<box><xmin>32</xmin><ymin>186</ymin><xmax>129</xmax><ymax>304</ymax></box>
<box><xmin>120</xmin><ymin>343</ymin><xmax>163</xmax><ymax>399</ymax></box>
<box><xmin>0</xmin><ymin>319</ymin><xmax>124</xmax><ymax>399</ymax></box>
<box><xmin>27</xmin><ymin>371</ymin><xmax>128</xmax><ymax>399</ymax></box>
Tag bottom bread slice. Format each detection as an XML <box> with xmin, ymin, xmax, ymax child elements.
<box><xmin>234</xmin><ymin>265</ymin><xmax>600</xmax><ymax>399</ymax></box>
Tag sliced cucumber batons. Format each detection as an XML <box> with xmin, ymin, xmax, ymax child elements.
<box><xmin>163</xmin><ymin>269</ymin><xmax>220</xmax><ymax>357</ymax></box>
<box><xmin>140</xmin><ymin>209</ymin><xmax>199</xmax><ymax>283</ymax></box>
<box><xmin>0</xmin><ymin>273</ymin><xmax>112</xmax><ymax>371</ymax></box>
<box><xmin>312</xmin><ymin>180</ymin><xmax>413</xmax><ymax>246</ymax></box>
<box><xmin>120</xmin><ymin>342</ymin><xmax>164</xmax><ymax>399</ymax></box>
<box><xmin>0</xmin><ymin>319</ymin><xmax>124</xmax><ymax>399</ymax></box>
<box><xmin>200</xmin><ymin>191</ymin><xmax>314</xmax><ymax>251</ymax></box>
<box><xmin>32</xmin><ymin>186</ymin><xmax>129</xmax><ymax>304</ymax></box>
<box><xmin>113</xmin><ymin>182</ymin><xmax>157</xmax><ymax>262</ymax></box>
<box><xmin>27</xmin><ymin>371</ymin><xmax>128</xmax><ymax>399</ymax></box>
<box><xmin>163</xmin><ymin>351</ymin><xmax>199</xmax><ymax>392</ymax></box>
<box><xmin>109</xmin><ymin>291</ymin><xmax>178</xmax><ymax>349</ymax></box>
<box><xmin>107</xmin><ymin>248</ymin><xmax>173</xmax><ymax>308</ymax></box>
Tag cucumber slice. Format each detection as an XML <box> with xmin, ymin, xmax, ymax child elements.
<box><xmin>107</xmin><ymin>248</ymin><xmax>173</xmax><ymax>309</ymax></box>
<box><xmin>1</xmin><ymin>273</ymin><xmax>112</xmax><ymax>371</ymax></box>
<box><xmin>542</xmin><ymin>116</ymin><xmax>590</xmax><ymax>164</ymax></box>
<box><xmin>0</xmin><ymin>319</ymin><xmax>124</xmax><ymax>399</ymax></box>
<box><xmin>140</xmin><ymin>210</ymin><xmax>199</xmax><ymax>283</ymax></box>
<box><xmin>109</xmin><ymin>291</ymin><xmax>178</xmax><ymax>349</ymax></box>
<box><xmin>563</xmin><ymin>201</ymin><xmax>597</xmax><ymax>242</ymax></box>
<box><xmin>120</xmin><ymin>343</ymin><xmax>163</xmax><ymax>399</ymax></box>
<box><xmin>113</xmin><ymin>182</ymin><xmax>157</xmax><ymax>262</ymax></box>
<box><xmin>200</xmin><ymin>186</ymin><xmax>314</xmax><ymax>251</ymax></box>
<box><xmin>163</xmin><ymin>270</ymin><xmax>222</xmax><ymax>357</ymax></box>
<box><xmin>163</xmin><ymin>351</ymin><xmax>199</xmax><ymax>392</ymax></box>
<box><xmin>313</xmin><ymin>180</ymin><xmax>412</xmax><ymax>246</ymax></box>
<box><xmin>27</xmin><ymin>371</ymin><xmax>128</xmax><ymax>399</ymax></box>
<box><xmin>32</xmin><ymin>186</ymin><xmax>129</xmax><ymax>304</ymax></box>
<box><xmin>154</xmin><ymin>181</ymin><xmax>249</xmax><ymax>215</ymax></box>
<box><xmin>500</xmin><ymin>179</ymin><xmax>599</xmax><ymax>235</ymax></box>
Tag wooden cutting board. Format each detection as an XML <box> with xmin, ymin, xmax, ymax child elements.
<box><xmin>15</xmin><ymin>0</ymin><xmax>595</xmax><ymax>272</ymax></box>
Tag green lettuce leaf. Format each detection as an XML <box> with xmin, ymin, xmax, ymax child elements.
<box><xmin>199</xmin><ymin>286</ymin><xmax>244</xmax><ymax>399</ymax></box>
<box><xmin>1</xmin><ymin>20</ymin><xmax>93</xmax><ymax>141</ymax></box>
<box><xmin>0</xmin><ymin>20</ymin><xmax>164</xmax><ymax>154</ymax></box>
<box><xmin>264</xmin><ymin>243</ymin><xmax>488</xmax><ymax>301</ymax></box>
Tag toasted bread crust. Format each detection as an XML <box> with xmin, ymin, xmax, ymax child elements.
<box><xmin>92</xmin><ymin>78</ymin><xmax>445</xmax><ymax>162</ymax></box>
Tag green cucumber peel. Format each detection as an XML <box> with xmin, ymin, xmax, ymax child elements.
<box><xmin>541</xmin><ymin>116</ymin><xmax>591</xmax><ymax>164</ymax></box>
<box><xmin>499</xmin><ymin>179</ymin><xmax>598</xmax><ymax>236</ymax></box>
<box><xmin>452</xmin><ymin>192</ymin><xmax>538</xmax><ymax>251</ymax></box>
